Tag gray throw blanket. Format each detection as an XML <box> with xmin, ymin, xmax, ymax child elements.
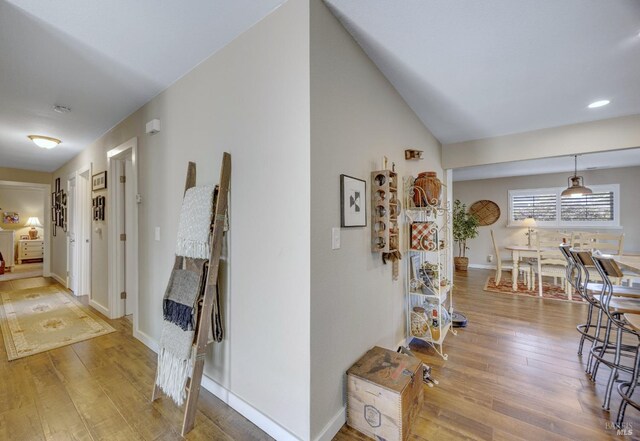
<box><xmin>156</xmin><ymin>256</ymin><xmax>207</xmax><ymax>405</ymax></box>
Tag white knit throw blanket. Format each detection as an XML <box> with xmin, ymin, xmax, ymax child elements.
<box><xmin>175</xmin><ymin>185</ymin><xmax>215</xmax><ymax>259</ymax></box>
<box><xmin>156</xmin><ymin>321</ymin><xmax>195</xmax><ymax>405</ymax></box>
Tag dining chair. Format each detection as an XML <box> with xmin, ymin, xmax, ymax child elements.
<box><xmin>616</xmin><ymin>313</ymin><xmax>640</xmax><ymax>428</ymax></box>
<box><xmin>591</xmin><ymin>232</ymin><xmax>625</xmax><ymax>255</ymax></box>
<box><xmin>532</xmin><ymin>233</ymin><xmax>571</xmax><ymax>297</ymax></box>
<box><xmin>490</xmin><ymin>229</ymin><xmax>530</xmax><ymax>286</ymax></box>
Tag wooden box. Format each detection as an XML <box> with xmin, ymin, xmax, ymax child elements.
<box><xmin>347</xmin><ymin>346</ymin><xmax>424</xmax><ymax>441</ymax></box>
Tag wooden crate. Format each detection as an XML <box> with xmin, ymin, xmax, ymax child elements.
<box><xmin>347</xmin><ymin>346</ymin><xmax>424</xmax><ymax>441</ymax></box>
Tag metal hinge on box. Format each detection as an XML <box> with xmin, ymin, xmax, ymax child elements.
<box><xmin>120</xmin><ymin>233</ymin><xmax>126</xmax><ymax>241</ymax></box>
<box><xmin>120</xmin><ymin>291</ymin><xmax>127</xmax><ymax>299</ymax></box>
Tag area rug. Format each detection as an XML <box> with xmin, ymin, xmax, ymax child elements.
<box><xmin>484</xmin><ymin>276</ymin><xmax>584</xmax><ymax>303</ymax></box>
<box><xmin>0</xmin><ymin>285</ymin><xmax>116</xmax><ymax>360</ymax></box>
<box><xmin>0</xmin><ymin>263</ymin><xmax>43</xmax><ymax>282</ymax></box>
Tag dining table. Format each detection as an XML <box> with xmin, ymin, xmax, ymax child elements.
<box><xmin>505</xmin><ymin>245</ymin><xmax>539</xmax><ymax>291</ymax></box>
<box><xmin>615</xmin><ymin>255</ymin><xmax>640</xmax><ymax>273</ymax></box>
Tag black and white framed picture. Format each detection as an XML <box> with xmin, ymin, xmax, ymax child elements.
<box><xmin>340</xmin><ymin>174</ymin><xmax>366</xmax><ymax>227</ymax></box>
<box><xmin>92</xmin><ymin>171</ymin><xmax>107</xmax><ymax>191</ymax></box>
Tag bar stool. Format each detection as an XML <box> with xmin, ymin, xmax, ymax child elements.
<box><xmin>616</xmin><ymin>313</ymin><xmax>640</xmax><ymax>428</ymax></box>
<box><xmin>591</xmin><ymin>255</ymin><xmax>640</xmax><ymax>410</ymax></box>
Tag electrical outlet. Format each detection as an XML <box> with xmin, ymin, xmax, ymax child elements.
<box><xmin>332</xmin><ymin>227</ymin><xmax>341</xmax><ymax>250</ymax></box>
<box><xmin>487</xmin><ymin>254</ymin><xmax>494</xmax><ymax>263</ymax></box>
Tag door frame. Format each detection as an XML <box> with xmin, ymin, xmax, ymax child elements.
<box><xmin>0</xmin><ymin>180</ymin><xmax>51</xmax><ymax>277</ymax></box>
<box><xmin>66</xmin><ymin>164</ymin><xmax>91</xmax><ymax>296</ymax></box>
<box><xmin>107</xmin><ymin>137</ymin><xmax>139</xmax><ymax>328</ymax></box>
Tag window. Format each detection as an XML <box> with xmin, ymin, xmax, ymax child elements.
<box><xmin>508</xmin><ymin>184</ymin><xmax>619</xmax><ymax>228</ymax></box>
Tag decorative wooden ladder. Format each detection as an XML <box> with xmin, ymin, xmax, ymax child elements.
<box><xmin>151</xmin><ymin>152</ymin><xmax>231</xmax><ymax>436</ymax></box>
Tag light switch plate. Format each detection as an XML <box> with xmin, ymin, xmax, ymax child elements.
<box><xmin>332</xmin><ymin>227</ymin><xmax>341</xmax><ymax>250</ymax></box>
<box><xmin>155</xmin><ymin>227</ymin><xmax>161</xmax><ymax>242</ymax></box>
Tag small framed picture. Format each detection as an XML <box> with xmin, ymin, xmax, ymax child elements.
<box><xmin>92</xmin><ymin>171</ymin><xmax>107</xmax><ymax>191</ymax></box>
<box><xmin>340</xmin><ymin>174</ymin><xmax>366</xmax><ymax>227</ymax></box>
<box><xmin>19</xmin><ymin>235</ymin><xmax>29</xmax><ymax>240</ymax></box>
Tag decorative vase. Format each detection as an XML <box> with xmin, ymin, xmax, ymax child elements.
<box><xmin>413</xmin><ymin>172</ymin><xmax>442</xmax><ymax>207</ymax></box>
<box><xmin>454</xmin><ymin>257</ymin><xmax>469</xmax><ymax>272</ymax></box>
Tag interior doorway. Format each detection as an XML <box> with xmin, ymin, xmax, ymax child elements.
<box><xmin>66</xmin><ymin>166</ymin><xmax>91</xmax><ymax>296</ymax></box>
<box><xmin>107</xmin><ymin>138</ymin><xmax>139</xmax><ymax>328</ymax></box>
<box><xmin>0</xmin><ymin>180</ymin><xmax>51</xmax><ymax>282</ymax></box>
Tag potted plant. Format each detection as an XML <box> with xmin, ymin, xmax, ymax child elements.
<box><xmin>452</xmin><ymin>200</ymin><xmax>479</xmax><ymax>272</ymax></box>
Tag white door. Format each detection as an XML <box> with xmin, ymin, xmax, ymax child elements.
<box><xmin>67</xmin><ymin>177</ymin><xmax>77</xmax><ymax>293</ymax></box>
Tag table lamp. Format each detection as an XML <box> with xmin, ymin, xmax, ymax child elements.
<box><xmin>25</xmin><ymin>217</ymin><xmax>43</xmax><ymax>240</ymax></box>
<box><xmin>523</xmin><ymin>217</ymin><xmax>537</xmax><ymax>247</ymax></box>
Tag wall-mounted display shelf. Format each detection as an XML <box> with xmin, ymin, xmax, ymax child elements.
<box><xmin>404</xmin><ymin>175</ymin><xmax>455</xmax><ymax>360</ymax></box>
<box><xmin>371</xmin><ymin>170</ymin><xmax>399</xmax><ymax>254</ymax></box>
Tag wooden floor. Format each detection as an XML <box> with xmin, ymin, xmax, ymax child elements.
<box><xmin>0</xmin><ymin>277</ymin><xmax>273</xmax><ymax>441</ymax></box>
<box><xmin>337</xmin><ymin>269</ymin><xmax>640</xmax><ymax>441</ymax></box>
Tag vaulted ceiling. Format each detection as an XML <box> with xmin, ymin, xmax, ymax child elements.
<box><xmin>0</xmin><ymin>0</ymin><xmax>284</xmax><ymax>172</ymax></box>
<box><xmin>326</xmin><ymin>0</ymin><xmax>640</xmax><ymax>145</ymax></box>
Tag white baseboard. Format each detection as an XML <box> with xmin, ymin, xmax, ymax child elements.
<box><xmin>134</xmin><ymin>329</ymin><xmax>159</xmax><ymax>353</ymax></box>
<box><xmin>313</xmin><ymin>406</ymin><xmax>346</xmax><ymax>441</ymax></box>
<box><xmin>50</xmin><ymin>272</ymin><xmax>66</xmax><ymax>286</ymax></box>
<box><xmin>468</xmin><ymin>263</ymin><xmax>496</xmax><ymax>270</ymax></box>
<box><xmin>89</xmin><ymin>299</ymin><xmax>109</xmax><ymax>317</ymax></box>
<box><xmin>132</xmin><ymin>332</ymin><xmax>300</xmax><ymax>440</ymax></box>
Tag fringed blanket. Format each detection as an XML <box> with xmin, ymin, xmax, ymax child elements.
<box><xmin>176</xmin><ymin>185</ymin><xmax>216</xmax><ymax>259</ymax></box>
<box><xmin>156</xmin><ymin>257</ymin><xmax>207</xmax><ymax>405</ymax></box>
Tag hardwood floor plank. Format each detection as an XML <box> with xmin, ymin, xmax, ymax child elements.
<box><xmin>336</xmin><ymin>269</ymin><xmax>640</xmax><ymax>440</ymax></box>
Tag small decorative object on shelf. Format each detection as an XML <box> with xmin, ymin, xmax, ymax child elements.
<box><xmin>404</xmin><ymin>149</ymin><xmax>424</xmax><ymax>160</ymax></box>
<box><xmin>413</xmin><ymin>171</ymin><xmax>442</xmax><ymax>207</ymax></box>
<box><xmin>404</xmin><ymin>174</ymin><xmax>455</xmax><ymax>360</ymax></box>
<box><xmin>371</xmin><ymin>169</ymin><xmax>401</xmax><ymax>279</ymax></box>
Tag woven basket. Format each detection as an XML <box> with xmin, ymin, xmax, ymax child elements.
<box><xmin>468</xmin><ymin>200</ymin><xmax>500</xmax><ymax>226</ymax></box>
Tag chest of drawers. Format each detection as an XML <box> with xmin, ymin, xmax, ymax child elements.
<box><xmin>18</xmin><ymin>239</ymin><xmax>44</xmax><ymax>264</ymax></box>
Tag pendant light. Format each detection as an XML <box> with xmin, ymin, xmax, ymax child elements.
<box><xmin>561</xmin><ymin>155</ymin><xmax>592</xmax><ymax>198</ymax></box>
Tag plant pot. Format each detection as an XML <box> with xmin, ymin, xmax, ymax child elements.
<box><xmin>454</xmin><ymin>257</ymin><xmax>469</xmax><ymax>272</ymax></box>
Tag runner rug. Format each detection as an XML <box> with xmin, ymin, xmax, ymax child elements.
<box><xmin>0</xmin><ymin>285</ymin><xmax>116</xmax><ymax>360</ymax></box>
<box><xmin>484</xmin><ymin>276</ymin><xmax>585</xmax><ymax>303</ymax></box>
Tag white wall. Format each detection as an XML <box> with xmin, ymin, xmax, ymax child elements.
<box><xmin>443</xmin><ymin>114</ymin><xmax>640</xmax><ymax>169</ymax></box>
<box><xmin>51</xmin><ymin>1</ymin><xmax>311</xmax><ymax>438</ymax></box>
<box><xmin>452</xmin><ymin>166</ymin><xmax>640</xmax><ymax>267</ymax></box>
<box><xmin>310</xmin><ymin>0</ymin><xmax>443</xmax><ymax>438</ymax></box>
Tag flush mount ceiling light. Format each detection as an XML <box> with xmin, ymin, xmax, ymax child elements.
<box><xmin>28</xmin><ymin>135</ymin><xmax>61</xmax><ymax>149</ymax></box>
<box><xmin>52</xmin><ymin>105</ymin><xmax>71</xmax><ymax>114</ymax></box>
<box><xmin>588</xmin><ymin>100</ymin><xmax>610</xmax><ymax>109</ymax></box>
<box><xmin>561</xmin><ymin>155</ymin><xmax>592</xmax><ymax>198</ymax></box>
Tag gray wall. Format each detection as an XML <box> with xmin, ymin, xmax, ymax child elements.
<box><xmin>310</xmin><ymin>0</ymin><xmax>443</xmax><ymax>437</ymax></box>
<box><xmin>50</xmin><ymin>1</ymin><xmax>311</xmax><ymax>438</ymax></box>
<box><xmin>452</xmin><ymin>166</ymin><xmax>640</xmax><ymax>267</ymax></box>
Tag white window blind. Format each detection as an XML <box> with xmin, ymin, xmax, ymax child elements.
<box><xmin>508</xmin><ymin>184</ymin><xmax>619</xmax><ymax>228</ymax></box>
<box><xmin>561</xmin><ymin>191</ymin><xmax>614</xmax><ymax>222</ymax></box>
<box><xmin>512</xmin><ymin>193</ymin><xmax>557</xmax><ymax>221</ymax></box>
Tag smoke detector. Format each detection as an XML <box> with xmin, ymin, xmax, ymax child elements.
<box><xmin>53</xmin><ymin>105</ymin><xmax>71</xmax><ymax>114</ymax></box>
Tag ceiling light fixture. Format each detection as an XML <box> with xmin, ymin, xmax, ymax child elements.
<box><xmin>588</xmin><ymin>100</ymin><xmax>610</xmax><ymax>109</ymax></box>
<box><xmin>53</xmin><ymin>105</ymin><xmax>71</xmax><ymax>114</ymax></box>
<box><xmin>28</xmin><ymin>135</ymin><xmax>61</xmax><ymax>149</ymax></box>
<box><xmin>561</xmin><ymin>155</ymin><xmax>592</xmax><ymax>198</ymax></box>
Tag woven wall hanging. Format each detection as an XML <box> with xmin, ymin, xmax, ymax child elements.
<box><xmin>468</xmin><ymin>200</ymin><xmax>500</xmax><ymax>226</ymax></box>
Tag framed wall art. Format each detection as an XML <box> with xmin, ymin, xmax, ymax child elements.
<box><xmin>2</xmin><ymin>212</ymin><xmax>19</xmax><ymax>224</ymax></box>
<box><xmin>340</xmin><ymin>174</ymin><xmax>366</xmax><ymax>227</ymax></box>
<box><xmin>92</xmin><ymin>171</ymin><xmax>107</xmax><ymax>191</ymax></box>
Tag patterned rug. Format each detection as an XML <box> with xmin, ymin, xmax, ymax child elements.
<box><xmin>0</xmin><ymin>285</ymin><xmax>116</xmax><ymax>360</ymax></box>
<box><xmin>484</xmin><ymin>276</ymin><xmax>584</xmax><ymax>303</ymax></box>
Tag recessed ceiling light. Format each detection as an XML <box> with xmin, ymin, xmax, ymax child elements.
<box><xmin>52</xmin><ymin>105</ymin><xmax>71</xmax><ymax>114</ymax></box>
<box><xmin>28</xmin><ymin>135</ymin><xmax>61</xmax><ymax>149</ymax></box>
<box><xmin>588</xmin><ymin>100</ymin><xmax>610</xmax><ymax>109</ymax></box>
